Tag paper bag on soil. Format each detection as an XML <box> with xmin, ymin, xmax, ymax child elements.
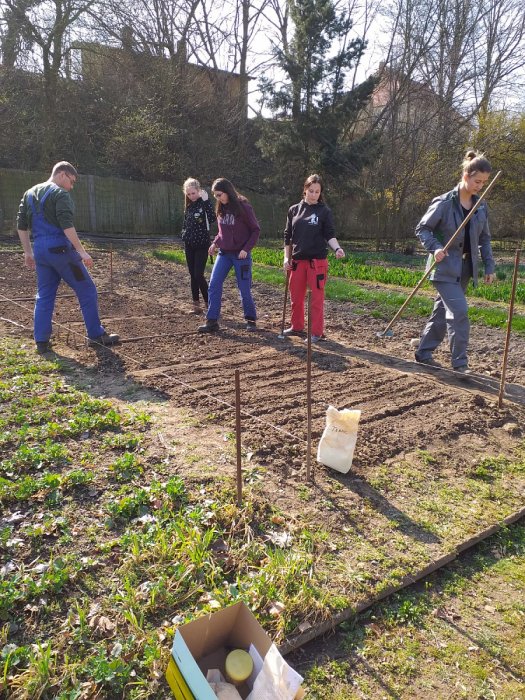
<box><xmin>317</xmin><ymin>405</ymin><xmax>361</xmax><ymax>473</ymax></box>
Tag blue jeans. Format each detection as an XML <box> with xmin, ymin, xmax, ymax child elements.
<box><xmin>33</xmin><ymin>238</ymin><xmax>105</xmax><ymax>342</ymax></box>
<box><xmin>207</xmin><ymin>251</ymin><xmax>256</xmax><ymax>321</ymax></box>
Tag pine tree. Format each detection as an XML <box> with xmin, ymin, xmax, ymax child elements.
<box><xmin>257</xmin><ymin>0</ymin><xmax>378</xmax><ymax>195</ymax></box>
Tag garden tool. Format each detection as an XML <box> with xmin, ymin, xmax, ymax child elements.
<box><xmin>376</xmin><ymin>170</ymin><xmax>502</xmax><ymax>339</ymax></box>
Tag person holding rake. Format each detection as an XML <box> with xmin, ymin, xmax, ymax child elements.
<box><xmin>414</xmin><ymin>150</ymin><xmax>496</xmax><ymax>373</ymax></box>
<box><xmin>283</xmin><ymin>174</ymin><xmax>345</xmax><ymax>342</ymax></box>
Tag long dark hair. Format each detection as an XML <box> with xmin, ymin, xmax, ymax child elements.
<box><xmin>211</xmin><ymin>177</ymin><xmax>247</xmax><ymax>217</ymax></box>
<box><xmin>303</xmin><ymin>174</ymin><xmax>325</xmax><ymax>203</ymax></box>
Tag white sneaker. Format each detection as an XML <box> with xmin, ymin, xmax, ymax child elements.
<box><xmin>305</xmin><ymin>335</ymin><xmax>325</xmax><ymax>343</ymax></box>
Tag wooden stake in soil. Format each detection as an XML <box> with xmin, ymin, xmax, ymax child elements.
<box><xmin>110</xmin><ymin>243</ymin><xmax>114</xmax><ymax>295</ymax></box>
<box><xmin>498</xmin><ymin>248</ymin><xmax>521</xmax><ymax>408</ymax></box>
<box><xmin>235</xmin><ymin>369</ymin><xmax>243</xmax><ymax>506</ymax></box>
<box><xmin>306</xmin><ymin>291</ymin><xmax>312</xmax><ymax>481</ymax></box>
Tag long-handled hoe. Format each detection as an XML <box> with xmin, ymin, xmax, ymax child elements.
<box><xmin>277</xmin><ymin>270</ymin><xmax>291</xmax><ymax>339</ymax></box>
<box><xmin>376</xmin><ymin>170</ymin><xmax>502</xmax><ymax>339</ymax></box>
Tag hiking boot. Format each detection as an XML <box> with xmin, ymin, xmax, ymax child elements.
<box><xmin>198</xmin><ymin>319</ymin><xmax>219</xmax><ymax>333</ymax></box>
<box><xmin>36</xmin><ymin>341</ymin><xmax>52</xmax><ymax>354</ymax></box>
<box><xmin>453</xmin><ymin>365</ymin><xmax>471</xmax><ymax>374</ymax></box>
<box><xmin>88</xmin><ymin>332</ymin><xmax>120</xmax><ymax>348</ymax></box>
<box><xmin>415</xmin><ymin>355</ymin><xmax>442</xmax><ymax>368</ymax></box>
<box><xmin>282</xmin><ymin>327</ymin><xmax>304</xmax><ymax>336</ymax></box>
<box><xmin>245</xmin><ymin>320</ymin><xmax>256</xmax><ymax>331</ymax></box>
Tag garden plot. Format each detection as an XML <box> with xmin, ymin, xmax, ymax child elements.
<box><xmin>1</xmin><ymin>246</ymin><xmax>525</xmax><ymax>637</ymax></box>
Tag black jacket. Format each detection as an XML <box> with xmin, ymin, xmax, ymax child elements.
<box><xmin>182</xmin><ymin>198</ymin><xmax>216</xmax><ymax>248</ymax></box>
<box><xmin>284</xmin><ymin>201</ymin><xmax>336</xmax><ymax>260</ymax></box>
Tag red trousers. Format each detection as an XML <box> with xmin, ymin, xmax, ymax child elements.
<box><xmin>289</xmin><ymin>258</ymin><xmax>328</xmax><ymax>337</ymax></box>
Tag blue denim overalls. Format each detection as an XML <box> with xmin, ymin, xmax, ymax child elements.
<box><xmin>30</xmin><ymin>186</ymin><xmax>105</xmax><ymax>342</ymax></box>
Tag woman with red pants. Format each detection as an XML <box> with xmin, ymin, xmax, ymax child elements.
<box><xmin>283</xmin><ymin>174</ymin><xmax>345</xmax><ymax>342</ymax></box>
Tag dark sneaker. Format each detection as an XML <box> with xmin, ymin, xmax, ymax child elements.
<box><xmin>88</xmin><ymin>332</ymin><xmax>120</xmax><ymax>348</ymax></box>
<box><xmin>453</xmin><ymin>365</ymin><xmax>471</xmax><ymax>374</ymax></box>
<box><xmin>198</xmin><ymin>319</ymin><xmax>219</xmax><ymax>333</ymax></box>
<box><xmin>36</xmin><ymin>341</ymin><xmax>52</xmax><ymax>354</ymax></box>
<box><xmin>415</xmin><ymin>355</ymin><xmax>442</xmax><ymax>368</ymax></box>
<box><xmin>191</xmin><ymin>301</ymin><xmax>202</xmax><ymax>315</ymax></box>
<box><xmin>246</xmin><ymin>320</ymin><xmax>256</xmax><ymax>331</ymax></box>
<box><xmin>282</xmin><ymin>327</ymin><xmax>304</xmax><ymax>336</ymax></box>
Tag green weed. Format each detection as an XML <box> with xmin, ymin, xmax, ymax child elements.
<box><xmin>64</xmin><ymin>469</ymin><xmax>94</xmax><ymax>487</ymax></box>
<box><xmin>103</xmin><ymin>432</ymin><xmax>142</xmax><ymax>451</ymax></box>
<box><xmin>471</xmin><ymin>455</ymin><xmax>509</xmax><ymax>482</ymax></box>
<box><xmin>106</xmin><ymin>488</ymin><xmax>151</xmax><ymax>523</ymax></box>
<box><xmin>85</xmin><ymin>647</ymin><xmax>134</xmax><ymax>692</ymax></box>
<box><xmin>1</xmin><ymin>440</ymin><xmax>70</xmax><ymax>475</ymax></box>
<box><xmin>109</xmin><ymin>452</ymin><xmax>144</xmax><ymax>482</ymax></box>
<box><xmin>416</xmin><ymin>449</ymin><xmax>438</xmax><ymax>466</ymax></box>
<box><xmin>125</xmin><ymin>409</ymin><xmax>152</xmax><ymax>429</ymax></box>
<box><xmin>297</xmin><ymin>484</ymin><xmax>312</xmax><ymax>501</ymax></box>
<box><xmin>164</xmin><ymin>476</ymin><xmax>188</xmax><ymax>507</ymax></box>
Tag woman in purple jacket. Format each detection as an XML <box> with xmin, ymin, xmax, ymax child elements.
<box><xmin>198</xmin><ymin>178</ymin><xmax>260</xmax><ymax>333</ymax></box>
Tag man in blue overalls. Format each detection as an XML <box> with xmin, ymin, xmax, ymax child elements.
<box><xmin>16</xmin><ymin>161</ymin><xmax>119</xmax><ymax>353</ymax></box>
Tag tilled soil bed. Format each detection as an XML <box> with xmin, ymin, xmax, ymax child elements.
<box><xmin>1</xmin><ymin>245</ymin><xmax>525</xmax><ymax>642</ymax></box>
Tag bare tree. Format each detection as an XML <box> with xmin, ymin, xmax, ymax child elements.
<box><xmin>87</xmin><ymin>0</ymin><xmax>201</xmax><ymax>59</ymax></box>
<box><xmin>363</xmin><ymin>0</ymin><xmax>525</xmax><ymax>246</ymax></box>
<box><xmin>3</xmin><ymin>0</ymin><xmax>97</xmax><ymax>80</ymax></box>
<box><xmin>1</xmin><ymin>0</ymin><xmax>36</xmax><ymax>67</ymax></box>
<box><xmin>2</xmin><ymin>0</ymin><xmax>98</xmax><ymax>161</ymax></box>
<box><xmin>473</xmin><ymin>0</ymin><xmax>525</xmax><ymax>117</ymax></box>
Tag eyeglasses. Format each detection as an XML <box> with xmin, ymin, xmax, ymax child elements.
<box><xmin>213</xmin><ymin>192</ymin><xmax>224</xmax><ymax>198</ymax></box>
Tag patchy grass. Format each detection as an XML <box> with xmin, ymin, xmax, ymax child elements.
<box><xmin>1</xmin><ymin>336</ymin><xmax>525</xmax><ymax>698</ymax></box>
<box><xmin>0</xmin><ymin>339</ymin><xmax>338</xmax><ymax>697</ymax></box>
<box><xmin>299</xmin><ymin>522</ymin><xmax>525</xmax><ymax>699</ymax></box>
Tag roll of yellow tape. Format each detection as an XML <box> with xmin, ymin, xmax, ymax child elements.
<box><xmin>225</xmin><ymin>649</ymin><xmax>254</xmax><ymax>683</ymax></box>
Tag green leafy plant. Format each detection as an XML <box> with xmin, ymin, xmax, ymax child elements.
<box><xmin>108</xmin><ymin>452</ymin><xmax>143</xmax><ymax>482</ymax></box>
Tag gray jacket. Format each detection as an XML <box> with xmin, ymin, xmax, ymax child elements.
<box><xmin>415</xmin><ymin>186</ymin><xmax>495</xmax><ymax>287</ymax></box>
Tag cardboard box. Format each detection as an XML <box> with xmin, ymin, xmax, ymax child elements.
<box><xmin>169</xmin><ymin>601</ymin><xmax>301</xmax><ymax>700</ymax></box>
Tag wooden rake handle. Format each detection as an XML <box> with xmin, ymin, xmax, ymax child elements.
<box><xmin>379</xmin><ymin>170</ymin><xmax>502</xmax><ymax>337</ymax></box>
<box><xmin>279</xmin><ymin>270</ymin><xmax>291</xmax><ymax>336</ymax></box>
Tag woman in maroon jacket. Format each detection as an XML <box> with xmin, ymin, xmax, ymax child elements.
<box><xmin>199</xmin><ymin>178</ymin><xmax>260</xmax><ymax>333</ymax></box>
<box><xmin>283</xmin><ymin>174</ymin><xmax>345</xmax><ymax>342</ymax></box>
